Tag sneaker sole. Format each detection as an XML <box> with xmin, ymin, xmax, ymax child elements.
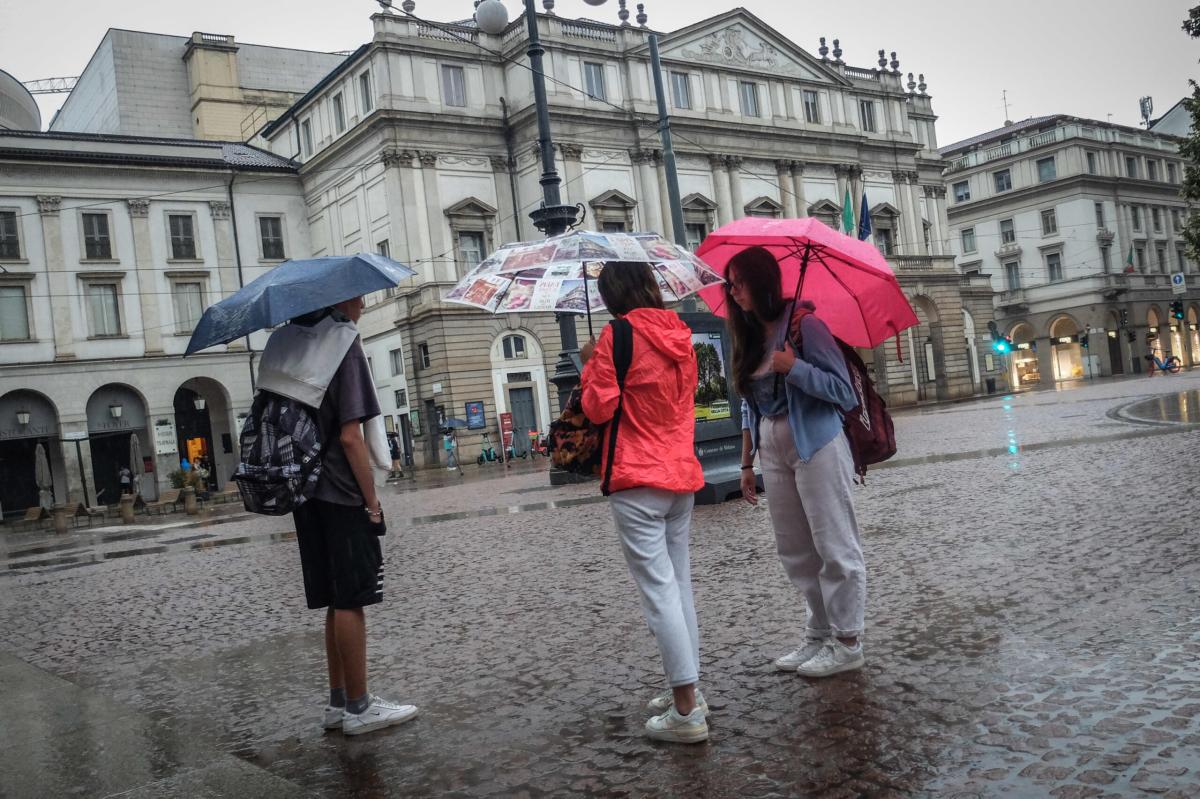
<box><xmin>323</xmin><ymin>719</ymin><xmax>344</xmax><ymax>730</ymax></box>
<box><xmin>796</xmin><ymin>657</ymin><xmax>865</xmax><ymax>678</ymax></box>
<box><xmin>343</xmin><ymin>707</ymin><xmax>420</xmax><ymax>736</ymax></box>
<box><xmin>645</xmin><ymin>725</ymin><xmax>710</xmax><ymax>744</ymax></box>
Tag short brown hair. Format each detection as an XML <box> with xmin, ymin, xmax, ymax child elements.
<box><xmin>597</xmin><ymin>261</ymin><xmax>665</xmax><ymax>317</ymax></box>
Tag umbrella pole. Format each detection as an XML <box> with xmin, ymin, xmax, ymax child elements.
<box><xmin>583</xmin><ymin>268</ymin><xmax>595</xmax><ymax>340</ymax></box>
<box><xmin>791</xmin><ymin>241</ymin><xmax>812</xmax><ymax>308</ymax></box>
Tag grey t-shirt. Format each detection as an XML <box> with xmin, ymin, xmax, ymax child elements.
<box><xmin>313</xmin><ymin>339</ymin><xmax>381</xmax><ymax>506</ymax></box>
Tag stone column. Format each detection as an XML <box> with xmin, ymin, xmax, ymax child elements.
<box><xmin>908</xmin><ymin>174</ymin><xmax>928</xmax><ymax>255</ymax></box>
<box><xmin>1034</xmin><ymin>337</ymin><xmax>1056</xmax><ymax>388</ymax></box>
<box><xmin>382</xmin><ymin>147</ymin><xmax>419</xmax><ymax>268</ymax></box>
<box><xmin>727</xmin><ymin>156</ymin><xmax>745</xmax><ymax>220</ymax></box>
<box><xmin>417</xmin><ymin>151</ymin><xmax>449</xmax><ymax>282</ymax></box>
<box><xmin>207</xmin><ymin>201</ymin><xmax>244</xmax><ymax>351</ymax></box>
<box><xmin>652</xmin><ymin>151</ymin><xmax>675</xmax><ymax>239</ymax></box>
<box><xmin>632</xmin><ymin>150</ymin><xmax>662</xmax><ymax>234</ymax></box>
<box><xmin>924</xmin><ymin>185</ymin><xmax>948</xmax><ymax>256</ymax></box>
<box><xmin>892</xmin><ymin>171</ymin><xmax>914</xmax><ymax>253</ymax></box>
<box><xmin>559</xmin><ymin>144</ymin><xmax>585</xmax><ymax>208</ymax></box>
<box><xmin>776</xmin><ymin>160</ymin><xmax>796</xmax><ymax>218</ymax></box>
<box><xmin>710</xmin><ymin>155</ymin><xmax>732</xmax><ymax>227</ymax></box>
<box><xmin>489</xmin><ymin>156</ymin><xmax>520</xmax><ymax>244</ymax></box>
<box><xmin>791</xmin><ymin>161</ymin><xmax>808</xmax><ymax>217</ymax></box>
<box><xmin>38</xmin><ymin>196</ymin><xmax>74</xmax><ymax>360</ymax></box>
<box><xmin>126</xmin><ymin>198</ymin><xmax>164</xmax><ymax>354</ymax></box>
<box><xmin>834</xmin><ymin>165</ymin><xmax>850</xmax><ymax>213</ymax></box>
<box><xmin>59</xmin><ymin>419</ymin><xmax>94</xmax><ymax>507</ymax></box>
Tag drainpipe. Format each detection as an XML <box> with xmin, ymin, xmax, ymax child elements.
<box><xmin>226</xmin><ymin>172</ymin><xmax>256</xmax><ymax>391</ymax></box>
<box><xmin>500</xmin><ymin>97</ymin><xmax>523</xmax><ymax>241</ymax></box>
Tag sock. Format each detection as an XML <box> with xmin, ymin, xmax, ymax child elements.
<box><xmin>347</xmin><ymin>694</ymin><xmax>371</xmax><ymax>715</ymax></box>
<box><xmin>329</xmin><ymin>687</ymin><xmax>346</xmax><ymax>708</ymax></box>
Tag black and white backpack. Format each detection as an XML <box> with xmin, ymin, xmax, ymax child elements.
<box><xmin>234</xmin><ymin>391</ymin><xmax>324</xmax><ymax>515</ymax></box>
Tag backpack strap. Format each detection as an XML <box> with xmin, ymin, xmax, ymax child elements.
<box><xmin>601</xmin><ymin>318</ymin><xmax>634</xmax><ymax>497</ymax></box>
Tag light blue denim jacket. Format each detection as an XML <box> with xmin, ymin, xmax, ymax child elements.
<box><xmin>741</xmin><ymin>303</ymin><xmax>857</xmax><ymax>462</ymax></box>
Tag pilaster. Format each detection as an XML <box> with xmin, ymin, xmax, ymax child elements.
<box><xmin>37</xmin><ymin>196</ymin><xmax>74</xmax><ymax>360</ymax></box>
<box><xmin>208</xmin><ymin>200</ymin><xmax>244</xmax><ymax>351</ymax></box>
<box><xmin>631</xmin><ymin>149</ymin><xmax>662</xmax><ymax>234</ymax></box>
<box><xmin>127</xmin><ymin>198</ymin><xmax>164</xmax><ymax>354</ymax></box>
<box><xmin>791</xmin><ymin>161</ymin><xmax>807</xmax><ymax>217</ymax></box>
<box><xmin>559</xmin><ymin>143</ymin><xmax>585</xmax><ymax>208</ymax></box>
<box><xmin>417</xmin><ymin>151</ymin><xmax>448</xmax><ymax>282</ymax></box>
<box><xmin>489</xmin><ymin>156</ymin><xmax>520</xmax><ymax>245</ymax></box>
<box><xmin>776</xmin><ymin>160</ymin><xmax>796</xmax><ymax>218</ymax></box>
<box><xmin>726</xmin><ymin>156</ymin><xmax>745</xmax><ymax>221</ymax></box>
<box><xmin>710</xmin><ymin>155</ymin><xmax>732</xmax><ymax>227</ymax></box>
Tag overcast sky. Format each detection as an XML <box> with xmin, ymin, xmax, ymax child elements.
<box><xmin>2</xmin><ymin>0</ymin><xmax>1195</xmax><ymax>145</ymax></box>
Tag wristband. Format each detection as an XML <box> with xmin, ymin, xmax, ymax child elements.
<box><xmin>741</xmin><ymin>465</ymin><xmax>755</xmax><ymax>471</ymax></box>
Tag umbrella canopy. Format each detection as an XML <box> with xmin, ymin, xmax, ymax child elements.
<box><xmin>695</xmin><ymin>217</ymin><xmax>918</xmax><ymax>349</ymax></box>
<box><xmin>129</xmin><ymin>433</ymin><xmax>143</xmax><ymax>497</ymax></box>
<box><xmin>442</xmin><ymin>418</ymin><xmax>469</xmax><ymax>429</ymax></box>
<box><xmin>35</xmin><ymin>443</ymin><xmax>52</xmax><ymax>510</ymax></box>
<box><xmin>186</xmin><ymin>253</ymin><xmax>417</xmax><ymax>355</ymax></box>
<box><xmin>444</xmin><ymin>231</ymin><xmax>723</xmax><ymax>319</ymax></box>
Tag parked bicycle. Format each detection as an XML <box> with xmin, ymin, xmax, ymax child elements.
<box><xmin>1146</xmin><ymin>354</ymin><xmax>1183</xmax><ymax>376</ymax></box>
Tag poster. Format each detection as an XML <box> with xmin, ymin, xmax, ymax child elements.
<box><xmin>153</xmin><ymin>418</ymin><xmax>177</xmax><ymax>456</ymax></box>
<box><xmin>692</xmin><ymin>332</ymin><xmax>731</xmax><ymax>422</ymax></box>
<box><xmin>465</xmin><ymin>401</ymin><xmax>486</xmax><ymax>430</ymax></box>
<box><xmin>499</xmin><ymin>412</ymin><xmax>515</xmax><ymax>449</ymax></box>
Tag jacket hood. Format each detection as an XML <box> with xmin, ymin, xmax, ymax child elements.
<box><xmin>623</xmin><ymin>307</ymin><xmax>694</xmax><ymax>361</ymax></box>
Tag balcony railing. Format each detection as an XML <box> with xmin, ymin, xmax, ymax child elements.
<box><xmin>943</xmin><ymin>122</ymin><xmax>1178</xmax><ymax>175</ymax></box>
<box><xmin>560</xmin><ymin>20</ymin><xmax>617</xmax><ymax>42</ymax></box>
<box><xmin>840</xmin><ymin>65</ymin><xmax>881</xmax><ymax>82</ymax></box>
<box><xmin>984</xmin><ymin>143</ymin><xmax>1012</xmax><ymax>162</ymax></box>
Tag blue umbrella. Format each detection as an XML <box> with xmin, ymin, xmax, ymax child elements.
<box><xmin>442</xmin><ymin>418</ymin><xmax>469</xmax><ymax>429</ymax></box>
<box><xmin>185</xmin><ymin>253</ymin><xmax>416</xmax><ymax>355</ymax></box>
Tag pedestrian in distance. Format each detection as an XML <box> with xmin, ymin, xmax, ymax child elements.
<box><xmin>727</xmin><ymin>246</ymin><xmax>868</xmax><ymax>678</ymax></box>
<box><xmin>118</xmin><ymin>465</ymin><xmax>132</xmax><ymax>496</ymax></box>
<box><xmin>260</xmin><ymin>295</ymin><xmax>418</xmax><ymax>737</ymax></box>
<box><xmin>580</xmin><ymin>261</ymin><xmax>709</xmax><ymax>744</ymax></box>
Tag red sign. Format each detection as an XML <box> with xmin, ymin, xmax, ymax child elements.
<box><xmin>499</xmin><ymin>412</ymin><xmax>514</xmax><ymax>449</ymax></box>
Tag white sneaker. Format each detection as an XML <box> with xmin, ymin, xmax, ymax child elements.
<box><xmin>645</xmin><ymin>706</ymin><xmax>709</xmax><ymax>744</ymax></box>
<box><xmin>795</xmin><ymin>640</ymin><xmax>865</xmax><ymax>678</ymax></box>
<box><xmin>342</xmin><ymin>695</ymin><xmax>419</xmax><ymax>736</ymax></box>
<box><xmin>773</xmin><ymin>639</ymin><xmax>828</xmax><ymax>672</ymax></box>
<box><xmin>323</xmin><ymin>705</ymin><xmax>344</xmax><ymax>730</ymax></box>
<box><xmin>646</xmin><ymin>687</ymin><xmax>709</xmax><ymax>717</ymax></box>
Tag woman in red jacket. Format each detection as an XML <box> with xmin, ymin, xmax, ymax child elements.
<box><xmin>581</xmin><ymin>261</ymin><xmax>708</xmax><ymax>744</ymax></box>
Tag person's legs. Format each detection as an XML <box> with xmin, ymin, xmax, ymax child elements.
<box><xmin>663</xmin><ymin>491</ymin><xmax>700</xmax><ymax>708</ymax></box>
<box><xmin>334</xmin><ymin>607</ymin><xmax>367</xmax><ymax>701</ymax></box>
<box><xmin>325</xmin><ymin>608</ymin><xmax>344</xmax><ymax>693</ymax></box>
<box><xmin>610</xmin><ymin>488</ymin><xmax>699</xmax><ymax>706</ymax></box>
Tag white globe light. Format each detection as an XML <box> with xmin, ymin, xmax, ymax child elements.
<box><xmin>475</xmin><ymin>0</ymin><xmax>510</xmax><ymax>35</ymax></box>
<box><xmin>582</xmin><ymin>0</ymin><xmax>608</xmax><ymax>5</ymax></box>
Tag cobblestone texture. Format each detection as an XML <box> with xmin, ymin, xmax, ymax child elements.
<box><xmin>2</xmin><ymin>374</ymin><xmax>1199</xmax><ymax>797</ymax></box>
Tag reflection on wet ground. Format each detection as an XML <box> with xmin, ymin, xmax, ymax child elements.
<box><xmin>409</xmin><ymin>495</ymin><xmax>608</xmax><ymax>525</ymax></box>
<box><xmin>1118</xmin><ymin>389</ymin><xmax>1200</xmax><ymax>425</ymax></box>
<box><xmin>4</xmin><ymin>530</ymin><xmax>295</xmax><ymax>574</ymax></box>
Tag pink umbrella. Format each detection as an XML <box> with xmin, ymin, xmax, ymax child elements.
<box><xmin>695</xmin><ymin>217</ymin><xmax>918</xmax><ymax>349</ymax></box>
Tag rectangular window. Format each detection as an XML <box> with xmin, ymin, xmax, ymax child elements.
<box><xmin>0</xmin><ymin>211</ymin><xmax>19</xmax><ymax>259</ymax></box>
<box><xmin>583</xmin><ymin>62</ymin><xmax>607</xmax><ymax>101</ymax></box>
<box><xmin>961</xmin><ymin>227</ymin><xmax>976</xmax><ymax>253</ymax></box>
<box><xmin>394</xmin><ymin>389</ymin><xmax>408</xmax><ymax>408</ymax></box>
<box><xmin>332</xmin><ymin>93</ymin><xmax>345</xmax><ymax>133</ymax></box>
<box><xmin>1000</xmin><ymin>218</ymin><xmax>1016</xmax><ymax>244</ymax></box>
<box><xmin>1147</xmin><ymin>160</ymin><xmax>1159</xmax><ymax>181</ymax></box>
<box><xmin>1086</xmin><ymin>151</ymin><xmax>1098</xmax><ymax>175</ymax></box>
<box><xmin>1152</xmin><ymin>208</ymin><xmax>1163</xmax><ymax>233</ymax></box>
<box><xmin>1125</xmin><ymin>156</ymin><xmax>1138</xmax><ymax>178</ymax></box>
<box><xmin>874</xmin><ymin>227</ymin><xmax>894</xmax><ymax>256</ymax></box>
<box><xmin>802</xmin><ymin>89</ymin><xmax>820</xmax><ymax>124</ymax></box>
<box><xmin>359</xmin><ymin>72</ymin><xmax>373</xmax><ymax>114</ymax></box>
<box><xmin>172</xmin><ymin>281</ymin><xmax>204</xmax><ymax>334</ymax></box>
<box><xmin>670</xmin><ymin>71</ymin><xmax>691</xmax><ymax>109</ymax></box>
<box><xmin>1046</xmin><ymin>252</ymin><xmax>1063</xmax><ymax>282</ymax></box>
<box><xmin>85</xmin><ymin>283</ymin><xmax>121</xmax><ymax>337</ymax></box>
<box><xmin>602</xmin><ymin>221</ymin><xmax>626</xmax><ymax>233</ymax></box>
<box><xmin>858</xmin><ymin>99</ymin><xmax>877</xmax><ymax>133</ymax></box>
<box><xmin>953</xmin><ymin>180</ymin><xmax>970</xmax><ymax>203</ymax></box>
<box><xmin>168</xmin><ymin>214</ymin><xmax>197</xmax><ymax>260</ymax></box>
<box><xmin>1041</xmin><ymin>209</ymin><xmax>1058</xmax><ymax>236</ymax></box>
<box><xmin>390</xmin><ymin>348</ymin><xmax>405</xmax><ymax>376</ymax></box>
<box><xmin>0</xmin><ymin>285</ymin><xmax>30</xmax><ymax>341</ymax></box>
<box><xmin>1135</xmin><ymin>247</ymin><xmax>1146</xmax><ymax>268</ymax></box>
<box><xmin>993</xmin><ymin>170</ymin><xmax>1012</xmax><ymax>193</ymax></box>
<box><xmin>1168</xmin><ymin>162</ymin><xmax>1179</xmax><ymax>183</ymax></box>
<box><xmin>458</xmin><ymin>231</ymin><xmax>484</xmax><ymax>270</ymax></box>
<box><xmin>1179</xmin><ymin>246</ymin><xmax>1188</xmax><ymax>272</ymax></box>
<box><xmin>442</xmin><ymin>65</ymin><xmax>466</xmax><ymax>107</ymax></box>
<box><xmin>685</xmin><ymin>223</ymin><xmax>707</xmax><ymax>251</ymax></box>
<box><xmin>1131</xmin><ymin>205</ymin><xmax>1142</xmax><ymax>231</ymax></box>
<box><xmin>1036</xmin><ymin>156</ymin><xmax>1056</xmax><ymax>182</ymax></box>
<box><xmin>259</xmin><ymin>216</ymin><xmax>285</xmax><ymax>260</ymax></box>
<box><xmin>1095</xmin><ymin>202</ymin><xmax>1106</xmax><ymax>229</ymax></box>
<box><xmin>82</xmin><ymin>212</ymin><xmax>112</xmax><ymax>260</ymax></box>
<box><xmin>418</xmin><ymin>342</ymin><xmax>430</xmax><ymax>369</ymax></box>
<box><xmin>1156</xmin><ymin>246</ymin><xmax>1168</xmax><ymax>273</ymax></box>
<box><xmin>1172</xmin><ymin>209</ymin><xmax>1183</xmax><ymax>233</ymax></box>
<box><xmin>301</xmin><ymin>119</ymin><xmax>313</xmax><ymax>156</ymax></box>
<box><xmin>1004</xmin><ymin>261</ymin><xmax>1021</xmax><ymax>291</ymax></box>
<box><xmin>739</xmin><ymin>81</ymin><xmax>760</xmax><ymax>117</ymax></box>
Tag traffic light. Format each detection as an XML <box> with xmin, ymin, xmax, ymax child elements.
<box><xmin>1080</xmin><ymin>333</ymin><xmax>1089</xmax><ymax>348</ymax></box>
<box><xmin>1127</xmin><ymin>330</ymin><xmax>1137</xmax><ymax>343</ymax></box>
<box><xmin>987</xmin><ymin>320</ymin><xmax>1012</xmax><ymax>354</ymax></box>
<box><xmin>1119</xmin><ymin>308</ymin><xmax>1129</xmax><ymax>328</ymax></box>
<box><xmin>1170</xmin><ymin>300</ymin><xmax>1185</xmax><ymax>321</ymax></box>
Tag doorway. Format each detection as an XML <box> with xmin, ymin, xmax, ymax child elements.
<box><xmin>0</xmin><ymin>437</ymin><xmax>53</xmax><ymax>517</ymax></box>
<box><xmin>508</xmin><ymin>386</ymin><xmax>537</xmax><ymax>457</ymax></box>
<box><xmin>174</xmin><ymin>387</ymin><xmax>215</xmax><ymax>489</ymax></box>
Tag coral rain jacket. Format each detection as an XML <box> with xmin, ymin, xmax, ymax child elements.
<box><xmin>581</xmin><ymin>308</ymin><xmax>705</xmax><ymax>495</ymax></box>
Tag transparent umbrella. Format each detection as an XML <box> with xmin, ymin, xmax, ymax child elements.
<box><xmin>35</xmin><ymin>443</ymin><xmax>53</xmax><ymax>510</ymax></box>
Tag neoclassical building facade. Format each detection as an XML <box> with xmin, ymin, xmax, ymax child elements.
<box><xmin>257</xmin><ymin>5</ymin><xmax>996</xmax><ymax>465</ymax></box>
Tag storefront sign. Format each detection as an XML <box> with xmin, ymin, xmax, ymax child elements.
<box><xmin>465</xmin><ymin>401</ymin><xmax>486</xmax><ymax>430</ymax></box>
<box><xmin>499</xmin><ymin>412</ymin><xmax>514</xmax><ymax>449</ymax></box>
<box><xmin>153</xmin><ymin>418</ymin><xmax>177</xmax><ymax>456</ymax></box>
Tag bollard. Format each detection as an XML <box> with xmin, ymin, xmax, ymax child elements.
<box><xmin>52</xmin><ymin>504</ymin><xmax>69</xmax><ymax>535</ymax></box>
<box><xmin>183</xmin><ymin>485</ymin><xmax>198</xmax><ymax>515</ymax></box>
<box><xmin>119</xmin><ymin>494</ymin><xmax>135</xmax><ymax>524</ymax></box>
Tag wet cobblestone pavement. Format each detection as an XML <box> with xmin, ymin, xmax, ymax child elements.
<box><xmin>2</xmin><ymin>374</ymin><xmax>1199</xmax><ymax>797</ymax></box>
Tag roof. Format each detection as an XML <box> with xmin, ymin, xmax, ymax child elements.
<box><xmin>939</xmin><ymin>116</ymin><xmax>1062</xmax><ymax>154</ymax></box>
<box><xmin>0</xmin><ymin>130</ymin><xmax>297</xmax><ymax>171</ymax></box>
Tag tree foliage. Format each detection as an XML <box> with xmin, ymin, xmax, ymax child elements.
<box><xmin>1181</xmin><ymin>7</ymin><xmax>1200</xmax><ymax>262</ymax></box>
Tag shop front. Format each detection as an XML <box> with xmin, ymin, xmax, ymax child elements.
<box><xmin>0</xmin><ymin>390</ymin><xmax>65</xmax><ymax>520</ymax></box>
<box><xmin>1049</xmin><ymin>318</ymin><xmax>1086</xmax><ymax>382</ymax></box>
<box><xmin>86</xmin><ymin>384</ymin><xmax>149</xmax><ymax>507</ymax></box>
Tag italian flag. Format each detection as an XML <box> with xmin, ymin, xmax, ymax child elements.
<box><xmin>1123</xmin><ymin>245</ymin><xmax>1135</xmax><ymax>274</ymax></box>
<box><xmin>842</xmin><ymin>188</ymin><xmax>856</xmax><ymax>235</ymax></box>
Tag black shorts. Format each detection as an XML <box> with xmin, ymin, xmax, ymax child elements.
<box><xmin>293</xmin><ymin>498</ymin><xmax>383</xmax><ymax>610</ymax></box>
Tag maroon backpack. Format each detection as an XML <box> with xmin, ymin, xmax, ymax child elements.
<box><xmin>790</xmin><ymin>308</ymin><xmax>896</xmax><ymax>482</ymax></box>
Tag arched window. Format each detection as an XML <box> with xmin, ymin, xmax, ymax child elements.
<box><xmin>502</xmin><ymin>335</ymin><xmax>527</xmax><ymax>360</ymax></box>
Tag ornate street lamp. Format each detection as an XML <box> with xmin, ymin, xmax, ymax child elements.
<box><xmin>16</xmin><ymin>409</ymin><xmax>31</xmax><ymax>426</ymax></box>
<box><xmin>109</xmin><ymin>403</ymin><xmax>123</xmax><ymax>419</ymax></box>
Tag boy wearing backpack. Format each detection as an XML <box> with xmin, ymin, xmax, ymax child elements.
<box><xmin>254</xmin><ymin>296</ymin><xmax>418</xmax><ymax>736</ymax></box>
<box><xmin>724</xmin><ymin>247</ymin><xmax>868</xmax><ymax>679</ymax></box>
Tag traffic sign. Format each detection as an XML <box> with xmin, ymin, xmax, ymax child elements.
<box><xmin>1171</xmin><ymin>272</ymin><xmax>1186</xmax><ymax>295</ymax></box>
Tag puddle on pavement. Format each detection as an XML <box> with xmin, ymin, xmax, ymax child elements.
<box><xmin>1119</xmin><ymin>389</ymin><xmax>1200</xmax><ymax>425</ymax></box>
<box><xmin>409</xmin><ymin>495</ymin><xmax>608</xmax><ymax>525</ymax></box>
<box><xmin>3</xmin><ymin>530</ymin><xmax>295</xmax><ymax>574</ymax></box>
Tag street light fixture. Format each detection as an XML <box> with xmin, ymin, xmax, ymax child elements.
<box><xmin>193</xmin><ymin>396</ymin><xmax>207</xmax><ymax>411</ymax></box>
<box><xmin>16</xmin><ymin>409</ymin><xmax>30</xmax><ymax>426</ymax></box>
<box><xmin>109</xmin><ymin>403</ymin><xmax>123</xmax><ymax>419</ymax></box>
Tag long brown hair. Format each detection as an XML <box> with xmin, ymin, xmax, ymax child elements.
<box><xmin>597</xmin><ymin>261</ymin><xmax>665</xmax><ymax>317</ymax></box>
<box><xmin>725</xmin><ymin>247</ymin><xmax>786</xmax><ymax>397</ymax></box>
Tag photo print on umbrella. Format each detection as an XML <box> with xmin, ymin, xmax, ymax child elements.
<box><xmin>635</xmin><ymin>234</ymin><xmax>685</xmax><ymax>262</ymax></box>
<box><xmin>503</xmin><ymin>241</ymin><xmax>563</xmax><ymax>271</ymax></box>
<box><xmin>498</xmin><ymin>278</ymin><xmax>536</xmax><ymax>312</ymax></box>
